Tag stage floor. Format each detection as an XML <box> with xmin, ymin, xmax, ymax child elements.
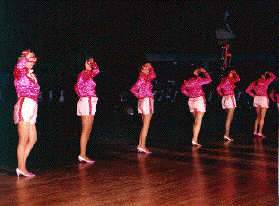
<box><xmin>0</xmin><ymin>137</ymin><xmax>277</xmax><ymax>206</ymax></box>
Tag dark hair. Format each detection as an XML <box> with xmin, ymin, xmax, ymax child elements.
<box><xmin>137</xmin><ymin>62</ymin><xmax>152</xmax><ymax>73</ymax></box>
<box><xmin>255</xmin><ymin>71</ymin><xmax>270</xmax><ymax>86</ymax></box>
<box><xmin>185</xmin><ymin>63</ymin><xmax>203</xmax><ymax>79</ymax></box>
<box><xmin>265</xmin><ymin>73</ymin><xmax>270</xmax><ymax>79</ymax></box>
<box><xmin>222</xmin><ymin>69</ymin><xmax>232</xmax><ymax>78</ymax></box>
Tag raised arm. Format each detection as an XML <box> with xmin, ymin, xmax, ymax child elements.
<box><xmin>17</xmin><ymin>57</ymin><xmax>28</xmax><ymax>70</ymax></box>
<box><xmin>266</xmin><ymin>72</ymin><xmax>276</xmax><ymax>84</ymax></box>
<box><xmin>200</xmin><ymin>72</ymin><xmax>212</xmax><ymax>85</ymax></box>
<box><xmin>14</xmin><ymin>58</ymin><xmax>29</xmax><ymax>79</ymax></box>
<box><xmin>232</xmin><ymin>73</ymin><xmax>240</xmax><ymax>83</ymax></box>
<box><xmin>145</xmin><ymin>67</ymin><xmax>156</xmax><ymax>82</ymax></box>
<box><xmin>246</xmin><ymin>81</ymin><xmax>256</xmax><ymax>97</ymax></box>
<box><xmin>82</xmin><ymin>62</ymin><xmax>100</xmax><ymax>81</ymax></box>
<box><xmin>91</xmin><ymin>62</ymin><xmax>100</xmax><ymax>77</ymax></box>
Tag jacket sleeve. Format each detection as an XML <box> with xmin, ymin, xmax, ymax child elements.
<box><xmin>267</xmin><ymin>72</ymin><xmax>276</xmax><ymax>85</ymax></box>
<box><xmin>74</xmin><ymin>74</ymin><xmax>81</xmax><ymax>97</ymax></box>
<box><xmin>233</xmin><ymin>73</ymin><xmax>240</xmax><ymax>83</ymax></box>
<box><xmin>145</xmin><ymin>67</ymin><xmax>156</xmax><ymax>82</ymax></box>
<box><xmin>200</xmin><ymin>72</ymin><xmax>212</xmax><ymax>85</ymax></box>
<box><xmin>14</xmin><ymin>58</ymin><xmax>28</xmax><ymax>79</ymax></box>
<box><xmin>130</xmin><ymin>75</ymin><xmax>143</xmax><ymax>99</ymax></box>
<box><xmin>82</xmin><ymin>63</ymin><xmax>100</xmax><ymax>81</ymax></box>
<box><xmin>181</xmin><ymin>80</ymin><xmax>190</xmax><ymax>97</ymax></box>
<box><xmin>216</xmin><ymin>82</ymin><xmax>223</xmax><ymax>97</ymax></box>
<box><xmin>91</xmin><ymin>62</ymin><xmax>100</xmax><ymax>77</ymax></box>
<box><xmin>246</xmin><ymin>81</ymin><xmax>256</xmax><ymax>97</ymax></box>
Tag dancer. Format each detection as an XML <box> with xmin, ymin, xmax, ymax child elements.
<box><xmin>246</xmin><ymin>71</ymin><xmax>276</xmax><ymax>137</ymax></box>
<box><xmin>217</xmin><ymin>70</ymin><xmax>240</xmax><ymax>141</ymax></box>
<box><xmin>181</xmin><ymin>66</ymin><xmax>212</xmax><ymax>147</ymax></box>
<box><xmin>270</xmin><ymin>79</ymin><xmax>279</xmax><ymax>111</ymax></box>
<box><xmin>14</xmin><ymin>50</ymin><xmax>39</xmax><ymax>177</ymax></box>
<box><xmin>130</xmin><ymin>63</ymin><xmax>156</xmax><ymax>153</ymax></box>
<box><xmin>74</xmin><ymin>58</ymin><xmax>99</xmax><ymax>163</ymax></box>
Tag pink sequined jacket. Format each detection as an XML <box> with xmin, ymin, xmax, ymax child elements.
<box><xmin>270</xmin><ymin>89</ymin><xmax>279</xmax><ymax>103</ymax></box>
<box><xmin>217</xmin><ymin>74</ymin><xmax>240</xmax><ymax>97</ymax></box>
<box><xmin>130</xmin><ymin>67</ymin><xmax>156</xmax><ymax>99</ymax></box>
<box><xmin>14</xmin><ymin>57</ymin><xmax>40</xmax><ymax>101</ymax></box>
<box><xmin>181</xmin><ymin>72</ymin><xmax>212</xmax><ymax>98</ymax></box>
<box><xmin>246</xmin><ymin>72</ymin><xmax>276</xmax><ymax>97</ymax></box>
<box><xmin>74</xmin><ymin>62</ymin><xmax>100</xmax><ymax>98</ymax></box>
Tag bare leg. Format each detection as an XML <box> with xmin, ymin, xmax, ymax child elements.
<box><xmin>17</xmin><ymin>121</ymin><xmax>31</xmax><ymax>174</ymax></box>
<box><xmin>80</xmin><ymin>115</ymin><xmax>94</xmax><ymax>160</ymax></box>
<box><xmin>192</xmin><ymin>111</ymin><xmax>205</xmax><ymax>143</ymax></box>
<box><xmin>224</xmin><ymin>108</ymin><xmax>235</xmax><ymax>138</ymax></box>
<box><xmin>258</xmin><ymin>108</ymin><xmax>267</xmax><ymax>135</ymax></box>
<box><xmin>138</xmin><ymin>115</ymin><xmax>144</xmax><ymax>147</ymax></box>
<box><xmin>23</xmin><ymin>123</ymin><xmax>37</xmax><ymax>167</ymax></box>
<box><xmin>254</xmin><ymin>107</ymin><xmax>261</xmax><ymax>134</ymax></box>
<box><xmin>139</xmin><ymin>114</ymin><xmax>152</xmax><ymax>151</ymax></box>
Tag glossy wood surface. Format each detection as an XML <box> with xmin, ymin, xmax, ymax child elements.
<box><xmin>0</xmin><ymin>138</ymin><xmax>277</xmax><ymax>206</ymax></box>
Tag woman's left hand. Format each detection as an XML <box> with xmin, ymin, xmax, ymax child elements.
<box><xmin>199</xmin><ymin>68</ymin><xmax>206</xmax><ymax>73</ymax></box>
<box><xmin>89</xmin><ymin>57</ymin><xmax>94</xmax><ymax>63</ymax></box>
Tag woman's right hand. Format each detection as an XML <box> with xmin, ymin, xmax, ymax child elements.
<box><xmin>145</xmin><ymin>63</ymin><xmax>152</xmax><ymax>69</ymax></box>
<box><xmin>26</xmin><ymin>51</ymin><xmax>35</xmax><ymax>59</ymax></box>
<box><xmin>199</xmin><ymin>68</ymin><xmax>206</xmax><ymax>73</ymax></box>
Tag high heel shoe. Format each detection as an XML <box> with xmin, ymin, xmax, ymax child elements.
<box><xmin>137</xmin><ymin>146</ymin><xmax>152</xmax><ymax>154</ymax></box>
<box><xmin>16</xmin><ymin>168</ymin><xmax>35</xmax><ymax>178</ymax></box>
<box><xmin>257</xmin><ymin>133</ymin><xmax>266</xmax><ymax>138</ymax></box>
<box><xmin>78</xmin><ymin>156</ymin><xmax>95</xmax><ymax>164</ymax></box>
<box><xmin>192</xmin><ymin>140</ymin><xmax>202</xmax><ymax>147</ymax></box>
<box><xmin>224</xmin><ymin>135</ymin><xmax>233</xmax><ymax>141</ymax></box>
<box><xmin>253</xmin><ymin>132</ymin><xmax>258</xmax><ymax>137</ymax></box>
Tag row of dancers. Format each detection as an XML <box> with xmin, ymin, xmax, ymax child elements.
<box><xmin>13</xmin><ymin>50</ymin><xmax>278</xmax><ymax>177</ymax></box>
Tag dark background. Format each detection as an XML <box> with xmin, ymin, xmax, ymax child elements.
<box><xmin>0</xmin><ymin>1</ymin><xmax>278</xmax><ymax>168</ymax></box>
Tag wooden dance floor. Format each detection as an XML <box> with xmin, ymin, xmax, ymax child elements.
<box><xmin>0</xmin><ymin>137</ymin><xmax>278</xmax><ymax>206</ymax></box>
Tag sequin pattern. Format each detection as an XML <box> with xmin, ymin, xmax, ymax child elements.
<box><xmin>130</xmin><ymin>67</ymin><xmax>156</xmax><ymax>99</ymax></box>
<box><xmin>181</xmin><ymin>72</ymin><xmax>212</xmax><ymax>98</ymax></box>
<box><xmin>74</xmin><ymin>62</ymin><xmax>100</xmax><ymax>98</ymax></box>
<box><xmin>14</xmin><ymin>58</ymin><xmax>40</xmax><ymax>101</ymax></box>
<box><xmin>246</xmin><ymin>72</ymin><xmax>276</xmax><ymax>97</ymax></box>
<box><xmin>217</xmin><ymin>74</ymin><xmax>240</xmax><ymax>97</ymax></box>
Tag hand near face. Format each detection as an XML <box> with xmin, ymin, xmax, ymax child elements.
<box><xmin>26</xmin><ymin>61</ymin><xmax>35</xmax><ymax>70</ymax></box>
<box><xmin>144</xmin><ymin>63</ymin><xmax>152</xmax><ymax>69</ymax></box>
<box><xmin>199</xmin><ymin>68</ymin><xmax>206</xmax><ymax>73</ymax></box>
<box><xmin>89</xmin><ymin>57</ymin><xmax>94</xmax><ymax>63</ymax></box>
<box><xmin>141</xmin><ymin>69</ymin><xmax>150</xmax><ymax>74</ymax></box>
<box><xmin>26</xmin><ymin>51</ymin><xmax>35</xmax><ymax>59</ymax></box>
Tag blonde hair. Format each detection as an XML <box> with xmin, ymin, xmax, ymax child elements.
<box><xmin>18</xmin><ymin>54</ymin><xmax>26</xmax><ymax>62</ymax></box>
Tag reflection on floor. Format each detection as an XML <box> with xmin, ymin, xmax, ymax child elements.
<box><xmin>0</xmin><ymin>136</ymin><xmax>277</xmax><ymax>206</ymax></box>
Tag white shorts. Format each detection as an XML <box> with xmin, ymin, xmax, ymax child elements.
<box><xmin>138</xmin><ymin>97</ymin><xmax>154</xmax><ymax>115</ymax></box>
<box><xmin>188</xmin><ymin>96</ymin><xmax>206</xmax><ymax>113</ymax></box>
<box><xmin>222</xmin><ymin>95</ymin><xmax>236</xmax><ymax>109</ymax></box>
<box><xmin>77</xmin><ymin>97</ymin><xmax>98</xmax><ymax>116</ymax></box>
<box><xmin>253</xmin><ymin>96</ymin><xmax>269</xmax><ymax>108</ymax></box>
<box><xmin>14</xmin><ymin>97</ymin><xmax>38</xmax><ymax>124</ymax></box>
